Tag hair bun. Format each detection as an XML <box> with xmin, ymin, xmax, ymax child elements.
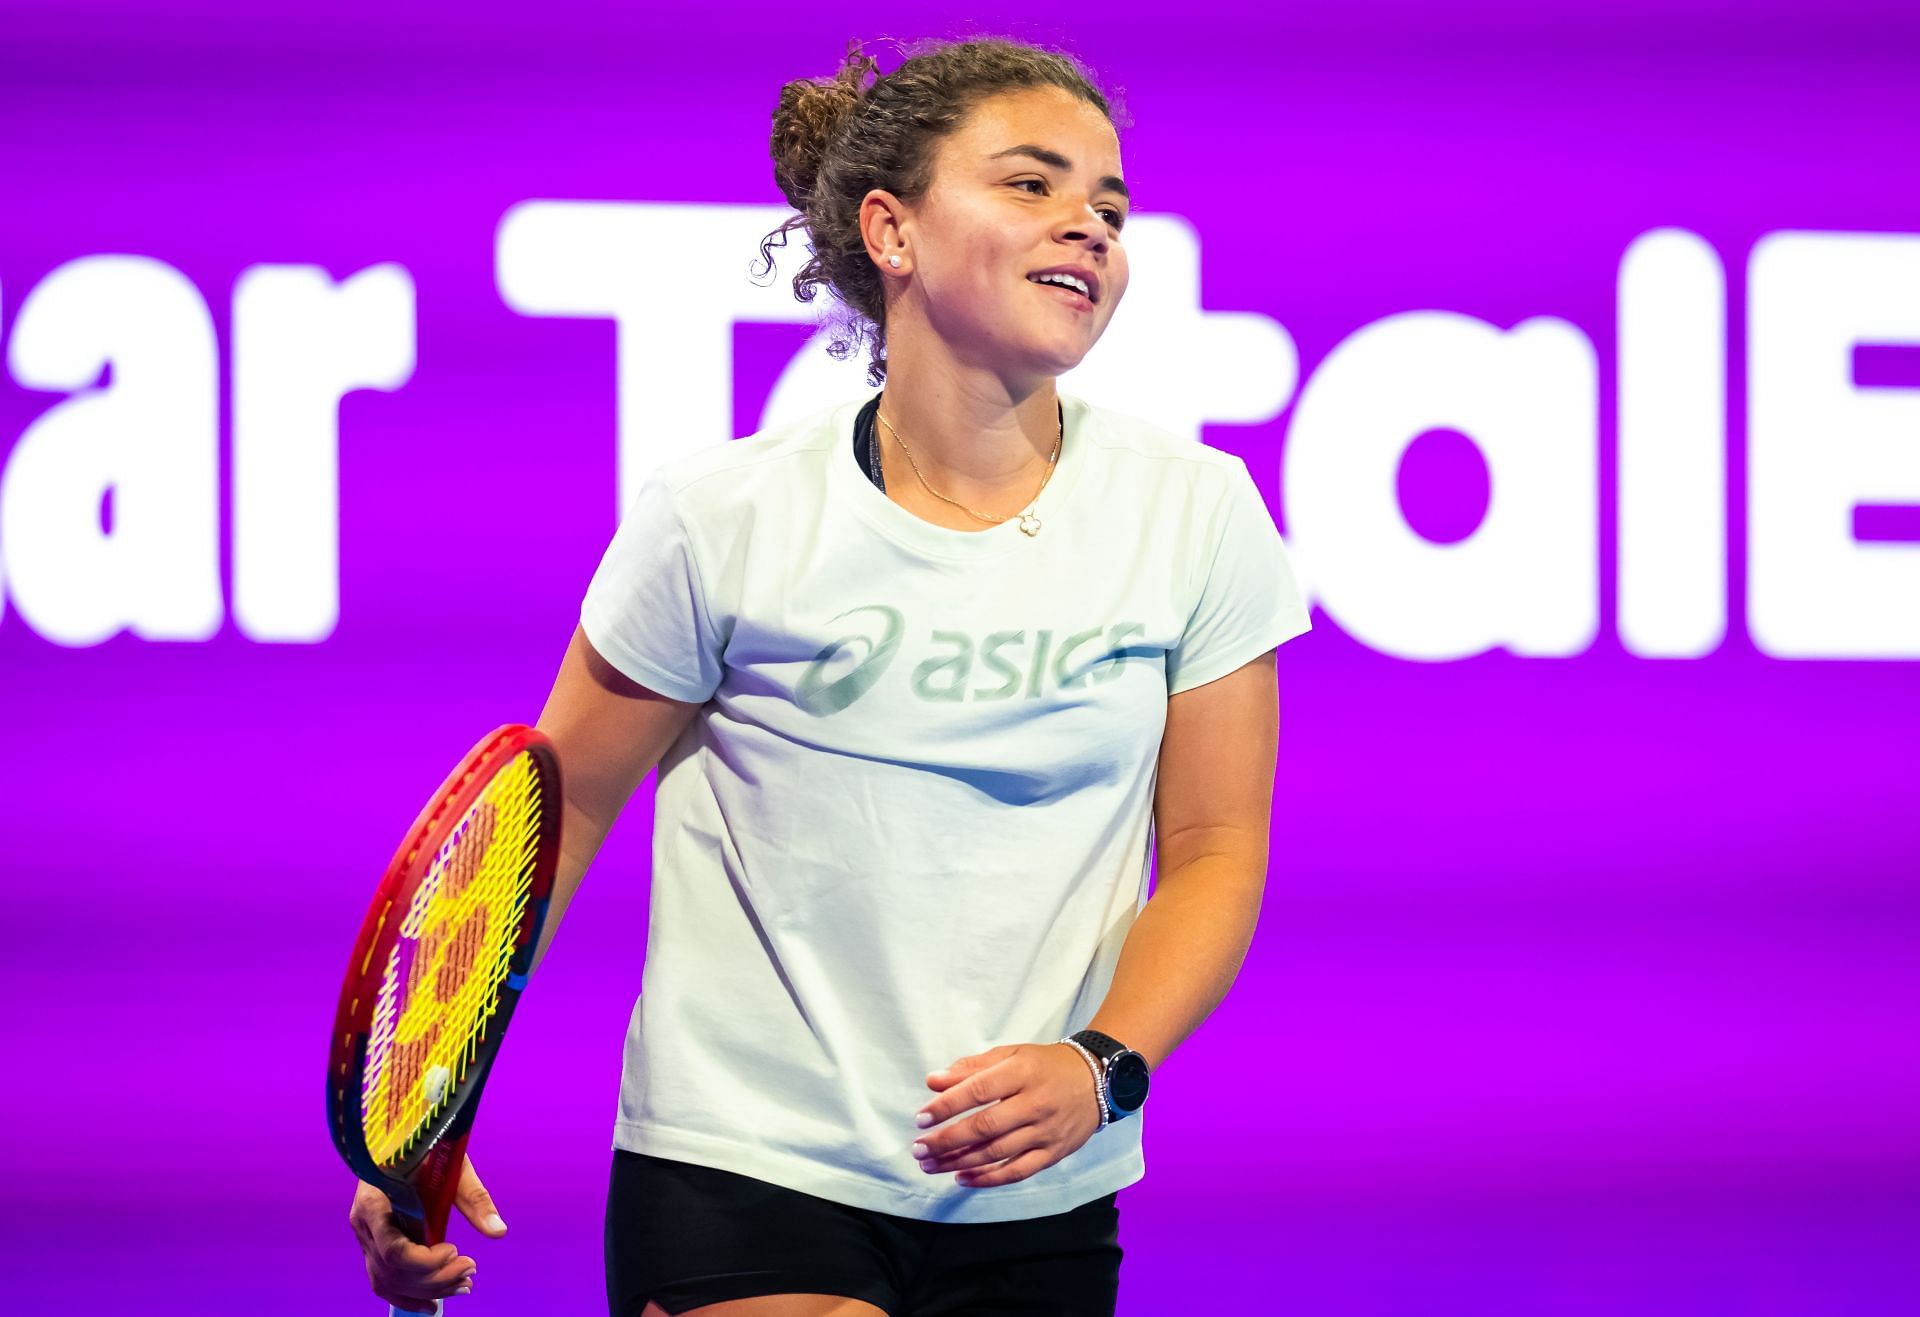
<box><xmin>770</xmin><ymin>41</ymin><xmax>878</xmax><ymax>210</ymax></box>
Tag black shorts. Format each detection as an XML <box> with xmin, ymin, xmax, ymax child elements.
<box><xmin>605</xmin><ymin>1148</ymin><xmax>1123</xmax><ymax>1316</ymax></box>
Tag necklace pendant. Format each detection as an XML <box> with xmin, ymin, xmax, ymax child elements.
<box><xmin>1018</xmin><ymin>511</ymin><xmax>1042</xmax><ymax>536</ymax></box>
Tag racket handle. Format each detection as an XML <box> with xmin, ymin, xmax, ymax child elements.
<box><xmin>384</xmin><ymin>1192</ymin><xmax>444</xmax><ymax>1315</ymax></box>
<box><xmin>416</xmin><ymin>1125</ymin><xmax>476</xmax><ymax>1245</ymax></box>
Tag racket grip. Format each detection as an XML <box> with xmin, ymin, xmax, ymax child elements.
<box><xmin>380</xmin><ymin>1213</ymin><xmax>442</xmax><ymax>1316</ymax></box>
<box><xmin>416</xmin><ymin>1125</ymin><xmax>476</xmax><ymax>1245</ymax></box>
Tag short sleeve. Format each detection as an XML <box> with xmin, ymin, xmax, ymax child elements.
<box><xmin>1164</xmin><ymin>458</ymin><xmax>1313</xmax><ymax>695</ymax></box>
<box><xmin>578</xmin><ymin>472</ymin><xmax>725</xmax><ymax>705</ymax></box>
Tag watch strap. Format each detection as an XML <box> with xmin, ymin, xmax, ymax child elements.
<box><xmin>1067</xmin><ymin>1028</ymin><xmax>1149</xmax><ymax>1122</ymax></box>
<box><xmin>1069</xmin><ymin>1029</ymin><xmax>1131</xmax><ymax>1066</ymax></box>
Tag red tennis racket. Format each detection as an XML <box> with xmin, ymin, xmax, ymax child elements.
<box><xmin>327</xmin><ymin>724</ymin><xmax>562</xmax><ymax>1257</ymax></box>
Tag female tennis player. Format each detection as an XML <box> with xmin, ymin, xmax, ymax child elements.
<box><xmin>349</xmin><ymin>33</ymin><xmax>1311</xmax><ymax>1317</ymax></box>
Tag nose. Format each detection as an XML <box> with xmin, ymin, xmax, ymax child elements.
<box><xmin>1051</xmin><ymin>199</ymin><xmax>1110</xmax><ymax>254</ymax></box>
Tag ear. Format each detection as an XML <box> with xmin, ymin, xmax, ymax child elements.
<box><xmin>859</xmin><ymin>188</ymin><xmax>911</xmax><ymax>275</ymax></box>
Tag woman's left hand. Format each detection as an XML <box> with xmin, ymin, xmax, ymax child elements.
<box><xmin>912</xmin><ymin>1042</ymin><xmax>1104</xmax><ymax>1188</ymax></box>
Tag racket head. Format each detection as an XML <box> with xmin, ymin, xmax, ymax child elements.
<box><xmin>326</xmin><ymin>723</ymin><xmax>561</xmax><ymax>1235</ymax></box>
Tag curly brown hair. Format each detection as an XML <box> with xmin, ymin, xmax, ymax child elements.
<box><xmin>757</xmin><ymin>35</ymin><xmax>1127</xmax><ymax>388</ymax></box>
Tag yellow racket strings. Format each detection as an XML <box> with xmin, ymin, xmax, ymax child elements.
<box><xmin>361</xmin><ymin>750</ymin><xmax>545</xmax><ymax>1166</ymax></box>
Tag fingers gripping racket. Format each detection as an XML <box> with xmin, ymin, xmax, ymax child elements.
<box><xmin>327</xmin><ymin>724</ymin><xmax>561</xmax><ymax>1257</ymax></box>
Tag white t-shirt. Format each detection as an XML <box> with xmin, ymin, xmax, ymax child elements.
<box><xmin>579</xmin><ymin>389</ymin><xmax>1312</xmax><ymax>1224</ymax></box>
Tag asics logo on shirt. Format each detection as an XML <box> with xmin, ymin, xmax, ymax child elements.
<box><xmin>795</xmin><ymin>604</ymin><xmax>905</xmax><ymax>715</ymax></box>
<box><xmin>795</xmin><ymin>604</ymin><xmax>1148</xmax><ymax>716</ymax></box>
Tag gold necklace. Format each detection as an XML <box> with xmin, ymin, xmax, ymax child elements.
<box><xmin>875</xmin><ymin>402</ymin><xmax>1062</xmax><ymax>537</ymax></box>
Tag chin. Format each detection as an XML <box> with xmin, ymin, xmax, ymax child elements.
<box><xmin>977</xmin><ymin>318</ymin><xmax>1103</xmax><ymax>380</ymax></box>
<box><xmin>1025</xmin><ymin>324</ymin><xmax>1104</xmax><ymax>361</ymax></box>
<box><xmin>1009</xmin><ymin>351</ymin><xmax>1088</xmax><ymax>384</ymax></box>
<box><xmin>1038</xmin><ymin>337</ymin><xmax>1102</xmax><ymax>375</ymax></box>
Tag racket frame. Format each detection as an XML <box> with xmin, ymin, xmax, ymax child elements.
<box><xmin>326</xmin><ymin>723</ymin><xmax>561</xmax><ymax>1245</ymax></box>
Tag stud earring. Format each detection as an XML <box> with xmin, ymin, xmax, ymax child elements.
<box><xmin>888</xmin><ymin>254</ymin><xmax>902</xmax><ymax>268</ymax></box>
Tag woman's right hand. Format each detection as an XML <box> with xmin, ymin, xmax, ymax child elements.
<box><xmin>348</xmin><ymin>1154</ymin><xmax>509</xmax><ymax>1313</ymax></box>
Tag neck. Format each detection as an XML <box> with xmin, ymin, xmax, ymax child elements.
<box><xmin>876</xmin><ymin>356</ymin><xmax>1060</xmax><ymax>505</ymax></box>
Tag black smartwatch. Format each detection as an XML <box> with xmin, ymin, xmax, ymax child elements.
<box><xmin>1068</xmin><ymin>1029</ymin><xmax>1151</xmax><ymax>1122</ymax></box>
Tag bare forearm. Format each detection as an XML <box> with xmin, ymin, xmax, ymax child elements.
<box><xmin>1085</xmin><ymin>854</ymin><xmax>1264</xmax><ymax>1071</ymax></box>
<box><xmin>527</xmin><ymin>797</ymin><xmax>616</xmax><ymax>977</ymax></box>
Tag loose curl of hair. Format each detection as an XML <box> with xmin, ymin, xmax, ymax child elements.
<box><xmin>756</xmin><ymin>35</ymin><xmax>1127</xmax><ymax>388</ymax></box>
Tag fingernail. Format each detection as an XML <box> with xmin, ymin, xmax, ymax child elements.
<box><xmin>912</xmin><ymin>1142</ymin><xmax>929</xmax><ymax>1159</ymax></box>
<box><xmin>485</xmin><ymin>1213</ymin><xmax>507</xmax><ymax>1233</ymax></box>
<box><xmin>915</xmin><ymin>1111</ymin><xmax>934</xmax><ymax>1128</ymax></box>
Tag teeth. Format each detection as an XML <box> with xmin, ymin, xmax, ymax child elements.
<box><xmin>1030</xmin><ymin>272</ymin><xmax>1090</xmax><ymax>298</ymax></box>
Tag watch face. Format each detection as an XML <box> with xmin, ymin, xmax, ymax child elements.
<box><xmin>1108</xmin><ymin>1052</ymin><xmax>1150</xmax><ymax>1112</ymax></box>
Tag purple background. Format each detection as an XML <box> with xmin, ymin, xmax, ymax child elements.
<box><xmin>4</xmin><ymin>2</ymin><xmax>1918</xmax><ymax>1312</ymax></box>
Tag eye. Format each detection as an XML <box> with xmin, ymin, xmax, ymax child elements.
<box><xmin>1013</xmin><ymin>179</ymin><xmax>1126</xmax><ymax>229</ymax></box>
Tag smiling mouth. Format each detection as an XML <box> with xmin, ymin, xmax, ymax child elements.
<box><xmin>1028</xmin><ymin>278</ymin><xmax>1095</xmax><ymax>308</ymax></box>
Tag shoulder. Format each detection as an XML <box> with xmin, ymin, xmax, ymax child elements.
<box><xmin>1065</xmin><ymin>392</ymin><xmax>1248</xmax><ymax>502</ymax></box>
<box><xmin>643</xmin><ymin>395</ymin><xmax>857</xmax><ymax>525</ymax></box>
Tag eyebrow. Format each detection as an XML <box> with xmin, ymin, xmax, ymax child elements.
<box><xmin>987</xmin><ymin>144</ymin><xmax>1130</xmax><ymax>203</ymax></box>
